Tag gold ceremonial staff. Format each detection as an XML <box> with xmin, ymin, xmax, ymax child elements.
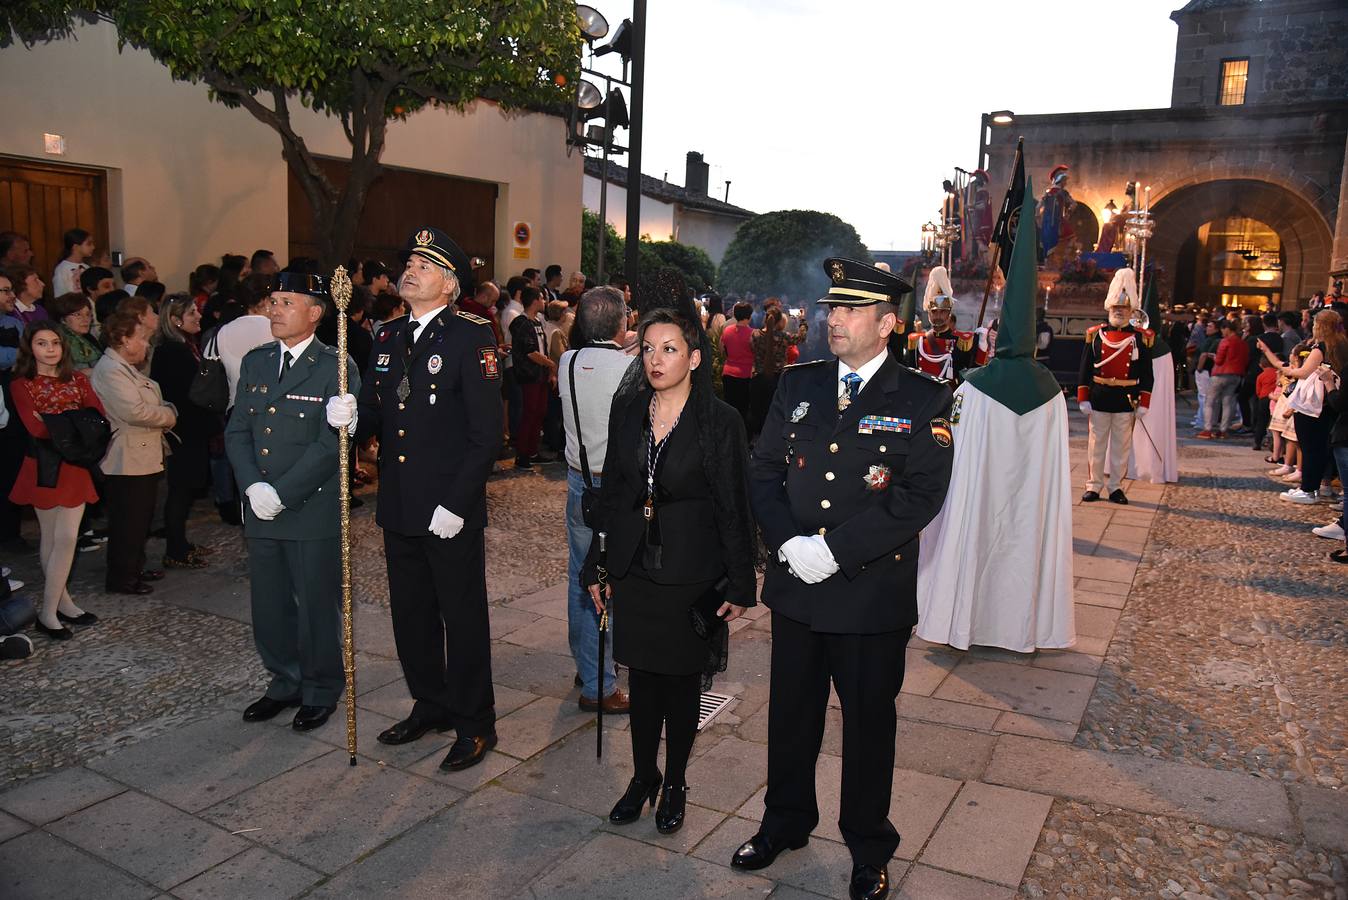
<box><xmin>331</xmin><ymin>265</ymin><xmax>358</xmax><ymax>766</ymax></box>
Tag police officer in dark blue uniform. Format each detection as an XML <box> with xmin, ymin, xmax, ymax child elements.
<box><xmin>732</xmin><ymin>258</ymin><xmax>954</xmax><ymax>900</ymax></box>
<box><xmin>326</xmin><ymin>227</ymin><xmax>504</xmax><ymax>771</ymax></box>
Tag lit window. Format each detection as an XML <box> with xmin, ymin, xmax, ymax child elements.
<box><xmin>1218</xmin><ymin>59</ymin><xmax>1248</xmax><ymax>105</ymax></box>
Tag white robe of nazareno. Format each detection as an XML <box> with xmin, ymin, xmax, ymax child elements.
<box><xmin>917</xmin><ymin>382</ymin><xmax>1075</xmax><ymax>652</ymax></box>
<box><xmin>1128</xmin><ymin>352</ymin><xmax>1179</xmax><ymax>484</ymax></box>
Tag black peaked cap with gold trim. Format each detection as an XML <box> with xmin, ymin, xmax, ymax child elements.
<box><xmin>400</xmin><ymin>226</ymin><xmax>474</xmax><ymax>292</ymax></box>
<box><xmin>818</xmin><ymin>257</ymin><xmax>913</xmax><ymax>307</ymax></box>
<box><xmin>269</xmin><ymin>271</ymin><xmax>329</xmax><ymax>298</ymax></box>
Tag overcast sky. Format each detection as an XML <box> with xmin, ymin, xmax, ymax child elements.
<box><xmin>583</xmin><ymin>0</ymin><xmax>1184</xmax><ymax>251</ymax></box>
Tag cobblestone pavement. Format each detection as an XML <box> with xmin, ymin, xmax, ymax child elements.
<box><xmin>1</xmin><ymin>408</ymin><xmax>1344</xmax><ymax>900</ymax></box>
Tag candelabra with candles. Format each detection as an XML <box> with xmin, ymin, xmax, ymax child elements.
<box><xmin>1123</xmin><ymin>184</ymin><xmax>1154</xmax><ymax>302</ymax></box>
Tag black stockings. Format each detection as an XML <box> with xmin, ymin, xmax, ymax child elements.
<box><xmin>628</xmin><ymin>667</ymin><xmax>701</xmax><ymax>788</ymax></box>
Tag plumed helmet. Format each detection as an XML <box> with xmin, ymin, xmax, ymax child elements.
<box><xmin>923</xmin><ymin>265</ymin><xmax>956</xmax><ymax>312</ymax></box>
<box><xmin>1104</xmin><ymin>267</ymin><xmax>1140</xmax><ymax>311</ymax></box>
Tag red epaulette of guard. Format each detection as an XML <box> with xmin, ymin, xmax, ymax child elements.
<box><xmin>907</xmin><ymin>331</ymin><xmax>923</xmax><ymax>349</ymax></box>
<box><xmin>1085</xmin><ymin>323</ymin><xmax>1104</xmax><ymax>339</ymax></box>
<box><xmin>1140</xmin><ymin>328</ymin><xmax>1155</xmax><ymax>348</ymax></box>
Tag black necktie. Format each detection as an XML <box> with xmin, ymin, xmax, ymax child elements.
<box><xmin>407</xmin><ymin>320</ymin><xmax>421</xmax><ymax>348</ymax></box>
<box><xmin>280</xmin><ymin>351</ymin><xmax>292</xmax><ymax>380</ymax></box>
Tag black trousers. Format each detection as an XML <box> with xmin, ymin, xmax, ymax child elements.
<box><xmin>164</xmin><ymin>439</ymin><xmax>208</xmax><ymax>559</ymax></box>
<box><xmin>103</xmin><ymin>472</ymin><xmax>161</xmax><ymax>587</ymax></box>
<box><xmin>722</xmin><ymin>376</ymin><xmax>752</xmax><ymax>433</ymax></box>
<box><xmin>628</xmin><ymin>667</ymin><xmax>700</xmax><ymax>788</ymax></box>
<box><xmin>1295</xmin><ymin>410</ymin><xmax>1338</xmax><ymax>492</ymax></box>
<box><xmin>762</xmin><ymin>612</ymin><xmax>911</xmax><ymax>868</ymax></box>
<box><xmin>384</xmin><ymin>527</ymin><xmax>495</xmax><ymax>737</ymax></box>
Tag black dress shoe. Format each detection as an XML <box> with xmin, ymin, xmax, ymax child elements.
<box><xmin>242</xmin><ymin>695</ymin><xmax>301</xmax><ymax>722</ymax></box>
<box><xmin>57</xmin><ymin>611</ymin><xmax>99</xmax><ymax>626</ymax></box>
<box><xmin>292</xmin><ymin>705</ymin><xmax>336</xmax><ymax>731</ymax></box>
<box><xmin>439</xmin><ymin>732</ymin><xmax>497</xmax><ymax>771</ymax></box>
<box><xmin>609</xmin><ymin>771</ymin><xmax>662</xmax><ymax>824</ymax></box>
<box><xmin>1108</xmin><ymin>489</ymin><xmax>1129</xmax><ymax>505</ymax></box>
<box><xmin>730</xmin><ymin>832</ymin><xmax>808</xmax><ymax>870</ymax></box>
<box><xmin>655</xmin><ymin>784</ymin><xmax>688</xmax><ymax>834</ymax></box>
<box><xmin>514</xmin><ymin>456</ymin><xmax>533</xmax><ymax>470</ymax></box>
<box><xmin>376</xmin><ymin>716</ymin><xmax>452</xmax><ymax>745</ymax></box>
<box><xmin>139</xmin><ymin>569</ymin><xmax>165</xmax><ymax>582</ymax></box>
<box><xmin>34</xmin><ymin>620</ymin><xmax>74</xmax><ymax>641</ymax></box>
<box><xmin>849</xmin><ymin>863</ymin><xmax>889</xmax><ymax>900</ymax></box>
<box><xmin>1081</xmin><ymin>490</ymin><xmax>1101</xmax><ymax>503</ymax></box>
<box><xmin>106</xmin><ymin>581</ymin><xmax>153</xmax><ymax>595</ymax></box>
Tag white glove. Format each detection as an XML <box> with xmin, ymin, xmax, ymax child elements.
<box><xmin>245</xmin><ymin>482</ymin><xmax>285</xmax><ymax>521</ymax></box>
<box><xmin>779</xmin><ymin>535</ymin><xmax>835</xmax><ymax>584</ymax></box>
<box><xmin>804</xmin><ymin>534</ymin><xmax>840</xmax><ymax>579</ymax></box>
<box><xmin>429</xmin><ymin>505</ymin><xmax>464</xmax><ymax>540</ymax></box>
<box><xmin>1078</xmin><ymin>401</ymin><xmax>1093</xmax><ymax>416</ymax></box>
<box><xmin>1135</xmin><ymin>404</ymin><xmax>1147</xmax><ymax>418</ymax></box>
<box><xmin>326</xmin><ymin>393</ymin><xmax>357</xmax><ymax>434</ymax></box>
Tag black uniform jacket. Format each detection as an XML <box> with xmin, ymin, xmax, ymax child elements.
<box><xmin>356</xmin><ymin>308</ymin><xmax>503</xmax><ymax>536</ymax></box>
<box><xmin>584</xmin><ymin>391</ymin><xmax>758</xmax><ymax>608</ymax></box>
<box><xmin>750</xmin><ymin>353</ymin><xmax>953</xmax><ymax>634</ymax></box>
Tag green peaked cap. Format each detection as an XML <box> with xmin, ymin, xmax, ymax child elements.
<box><xmin>962</xmin><ymin>175</ymin><xmax>1062</xmax><ymax>414</ymax></box>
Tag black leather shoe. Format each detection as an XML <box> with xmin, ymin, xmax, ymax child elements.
<box><xmin>849</xmin><ymin>864</ymin><xmax>889</xmax><ymax>900</ymax></box>
<box><xmin>1081</xmin><ymin>490</ymin><xmax>1101</xmax><ymax>503</ymax></box>
<box><xmin>1108</xmin><ymin>489</ymin><xmax>1129</xmax><ymax>505</ymax></box>
<box><xmin>655</xmin><ymin>784</ymin><xmax>688</xmax><ymax>834</ymax></box>
<box><xmin>106</xmin><ymin>581</ymin><xmax>153</xmax><ymax>595</ymax></box>
<box><xmin>439</xmin><ymin>732</ymin><xmax>497</xmax><ymax>771</ymax></box>
<box><xmin>377</xmin><ymin>716</ymin><xmax>452</xmax><ymax>745</ymax></box>
<box><xmin>609</xmin><ymin>771</ymin><xmax>662</xmax><ymax>824</ymax></box>
<box><xmin>34</xmin><ymin>620</ymin><xmax>74</xmax><ymax>641</ymax></box>
<box><xmin>57</xmin><ymin>611</ymin><xmax>99</xmax><ymax>626</ymax></box>
<box><xmin>139</xmin><ymin>569</ymin><xmax>165</xmax><ymax>582</ymax></box>
<box><xmin>730</xmin><ymin>832</ymin><xmax>808</xmax><ymax>870</ymax></box>
<box><xmin>292</xmin><ymin>705</ymin><xmax>336</xmax><ymax>731</ymax></box>
<box><xmin>242</xmin><ymin>695</ymin><xmax>300</xmax><ymax>722</ymax></box>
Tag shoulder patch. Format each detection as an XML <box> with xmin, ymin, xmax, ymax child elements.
<box><xmin>903</xmin><ymin>365</ymin><xmax>949</xmax><ymax>386</ymax></box>
<box><xmin>929</xmin><ymin>417</ymin><xmax>953</xmax><ymax>448</ymax></box>
<box><xmin>477</xmin><ymin>346</ymin><xmax>501</xmax><ymax>380</ymax></box>
<box><xmin>243</xmin><ymin>342</ymin><xmax>278</xmax><ymax>361</ymax></box>
<box><xmin>456</xmin><ymin>310</ymin><xmax>490</xmax><ymax>326</ymax></box>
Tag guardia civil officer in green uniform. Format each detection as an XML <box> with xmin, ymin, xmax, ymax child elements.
<box><xmin>735</xmin><ymin>259</ymin><xmax>954</xmax><ymax>900</ymax></box>
<box><xmin>326</xmin><ymin>227</ymin><xmax>504</xmax><ymax>772</ymax></box>
<box><xmin>225</xmin><ymin>271</ymin><xmax>359</xmax><ymax>732</ymax></box>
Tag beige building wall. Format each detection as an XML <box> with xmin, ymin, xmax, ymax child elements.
<box><xmin>0</xmin><ymin>19</ymin><xmax>581</xmax><ymax>291</ymax></box>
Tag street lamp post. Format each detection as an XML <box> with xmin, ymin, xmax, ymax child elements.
<box><xmin>622</xmin><ymin>0</ymin><xmax>647</xmax><ymax>290</ymax></box>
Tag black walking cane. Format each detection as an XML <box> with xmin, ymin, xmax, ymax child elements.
<box><xmin>594</xmin><ymin>531</ymin><xmax>609</xmax><ymax>760</ymax></box>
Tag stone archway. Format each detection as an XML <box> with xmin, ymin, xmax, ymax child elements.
<box><xmin>1149</xmin><ymin>179</ymin><xmax>1333</xmax><ymax>308</ymax></box>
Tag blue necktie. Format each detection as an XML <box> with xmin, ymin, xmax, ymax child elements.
<box><xmin>840</xmin><ymin>372</ymin><xmax>862</xmax><ymax>411</ymax></box>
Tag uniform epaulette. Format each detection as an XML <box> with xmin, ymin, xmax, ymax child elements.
<box><xmin>1085</xmin><ymin>323</ymin><xmax>1103</xmax><ymax>337</ymax></box>
<box><xmin>456</xmin><ymin>310</ymin><xmax>490</xmax><ymax>326</ymax></box>
<box><xmin>1140</xmin><ymin>328</ymin><xmax>1155</xmax><ymax>347</ymax></box>
<box><xmin>242</xmin><ymin>341</ymin><xmax>278</xmax><ymax>360</ymax></box>
<box><xmin>904</xmin><ymin>365</ymin><xmax>949</xmax><ymax>386</ymax></box>
<box><xmin>907</xmin><ymin>332</ymin><xmax>922</xmax><ymax>348</ymax></box>
<box><xmin>782</xmin><ymin>359</ymin><xmax>829</xmax><ymax>372</ymax></box>
<box><xmin>319</xmin><ymin>343</ymin><xmax>341</xmax><ymax>357</ymax></box>
<box><xmin>955</xmin><ymin>332</ymin><xmax>975</xmax><ymax>352</ymax></box>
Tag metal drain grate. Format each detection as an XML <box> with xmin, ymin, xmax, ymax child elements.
<box><xmin>697</xmin><ymin>691</ymin><xmax>734</xmax><ymax>731</ymax></box>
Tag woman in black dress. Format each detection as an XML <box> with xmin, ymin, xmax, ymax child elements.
<box><xmin>584</xmin><ymin>305</ymin><xmax>757</xmax><ymax>835</ymax></box>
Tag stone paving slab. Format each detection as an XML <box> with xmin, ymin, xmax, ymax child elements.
<box><xmin>1070</xmin><ymin>555</ymin><xmax>1139</xmax><ymax>584</ymax></box>
<box><xmin>691</xmin><ymin>814</ymin><xmax>874</xmax><ymax>900</ymax></box>
<box><xmin>984</xmin><ymin>734</ymin><xmax>1298</xmax><ymax>840</ymax></box>
<box><xmin>492</xmin><ymin>642</ymin><xmax>587</xmax><ymax>700</ymax></box>
<box><xmin>919</xmin><ymin>781</ymin><xmax>1053</xmax><ymax>887</ymax></box>
<box><xmin>1073</xmin><ymin>603</ymin><xmax>1122</xmax><ymax>640</ymax></box>
<box><xmin>304</xmin><ymin>707</ymin><xmax>455</xmax><ymax>769</ymax></box>
<box><xmin>488</xmin><ymin>604</ymin><xmax>543</xmax><ymax>640</ymax></box>
<box><xmin>896</xmin><ymin>693</ymin><xmax>1002</xmax><ymax>732</ymax></box>
<box><xmin>992</xmin><ymin>712</ymin><xmax>1079</xmax><ymax>743</ymax></box>
<box><xmin>405</xmin><ymin>747</ymin><xmax>524</xmax><ymax>792</ymax></box>
<box><xmin>0</xmin><ymin>830</ymin><xmax>158</xmax><ymax>900</ymax></box>
<box><xmin>0</xmin><ymin>765</ymin><xmax>125</xmax><ymax>825</ymax></box>
<box><xmin>536</xmin><ymin>831</ymin><xmax>777</xmax><ymax>900</ymax></box>
<box><xmin>736</xmin><ymin>756</ymin><xmax>961</xmax><ymax>860</ymax></box>
<box><xmin>597</xmin><ymin>801</ymin><xmax>727</xmax><ymax>855</ymax></box>
<box><xmin>48</xmin><ymin>790</ymin><xmax>248</xmax><ymax>890</ymax></box>
<box><xmin>895</xmin><ymin>864</ymin><xmax>1016</xmax><ymax>899</ymax></box>
<box><xmin>85</xmin><ymin>710</ymin><xmax>331</xmax><ymax>814</ymax></box>
<box><xmin>495</xmin><ymin>695</ymin><xmax>594</xmax><ymax>760</ymax></box>
<box><xmin>499</xmin><ymin>727</ymin><xmax>652</xmax><ymax>817</ymax></box>
<box><xmin>899</xmin><ymin>645</ymin><xmax>961</xmax><ymax>697</ymax></box>
<box><xmin>0</xmin><ymin>810</ymin><xmax>27</xmax><ymax>844</ymax></box>
<box><xmin>684</xmin><ymin>736</ymin><xmax>771</xmax><ymax>815</ymax></box>
<box><xmin>1027</xmin><ymin>649</ymin><xmax>1103</xmax><ymax>678</ymax></box>
<box><xmin>304</xmin><ymin>786</ymin><xmax>598</xmax><ymax>899</ymax></box>
<box><xmin>934</xmin><ymin>659</ymin><xmax>1096</xmax><ymax>724</ymax></box>
<box><xmin>1289</xmin><ymin>783</ymin><xmax>1348</xmax><ymax>853</ymax></box>
<box><xmin>200</xmin><ymin>749</ymin><xmax>462</xmax><ymax>873</ymax></box>
<box><xmin>497</xmin><ymin>612</ymin><xmax>573</xmax><ymax>656</ymax></box>
<box><xmin>895</xmin><ymin>719</ymin><xmax>997</xmax><ymax>782</ymax></box>
<box><xmin>170</xmin><ymin>845</ymin><xmax>321</xmax><ymax>900</ymax></box>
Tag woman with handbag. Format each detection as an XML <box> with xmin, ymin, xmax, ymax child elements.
<box><xmin>91</xmin><ymin>312</ymin><xmax>177</xmax><ymax>595</ymax></box>
<box><xmin>9</xmin><ymin>322</ymin><xmax>105</xmax><ymax>639</ymax></box>
<box><xmin>1263</xmin><ymin>309</ymin><xmax>1346</xmax><ymax>503</ymax></box>
<box><xmin>151</xmin><ymin>294</ymin><xmax>219</xmax><ymax>569</ymax></box>
<box><xmin>583</xmin><ymin>298</ymin><xmax>757</xmax><ymax>835</ymax></box>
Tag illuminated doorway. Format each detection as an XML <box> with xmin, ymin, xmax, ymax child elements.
<box><xmin>1175</xmin><ymin>216</ymin><xmax>1284</xmax><ymax>311</ymax></box>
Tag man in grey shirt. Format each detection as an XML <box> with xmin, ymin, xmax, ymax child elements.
<box><xmin>1277</xmin><ymin>311</ymin><xmax>1303</xmax><ymax>358</ymax></box>
<box><xmin>558</xmin><ymin>287</ymin><xmax>634</xmax><ymax>713</ymax></box>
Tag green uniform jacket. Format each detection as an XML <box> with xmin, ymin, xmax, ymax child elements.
<box><xmin>224</xmin><ymin>337</ymin><xmax>360</xmax><ymax>540</ymax></box>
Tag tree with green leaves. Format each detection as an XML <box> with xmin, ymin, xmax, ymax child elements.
<box><xmin>718</xmin><ymin>209</ymin><xmax>871</xmax><ymax>300</ymax></box>
<box><xmin>3</xmin><ymin>2</ymin><xmax>581</xmax><ymax>269</ymax></box>
<box><xmin>580</xmin><ymin>210</ymin><xmax>717</xmax><ymax>293</ymax></box>
<box><xmin>646</xmin><ymin>240</ymin><xmax>715</xmax><ymax>292</ymax></box>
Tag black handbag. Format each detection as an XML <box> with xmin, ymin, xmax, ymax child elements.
<box><xmin>688</xmin><ymin>576</ymin><xmax>730</xmax><ymax>640</ymax></box>
<box><xmin>568</xmin><ymin>350</ymin><xmax>601</xmax><ymax>526</ymax></box>
<box><xmin>189</xmin><ymin>332</ymin><xmax>229</xmax><ymax>413</ymax></box>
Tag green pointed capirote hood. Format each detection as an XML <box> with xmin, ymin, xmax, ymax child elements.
<box><xmin>963</xmin><ymin>175</ymin><xmax>1062</xmax><ymax>415</ymax></box>
<box><xmin>1144</xmin><ymin>272</ymin><xmax>1171</xmax><ymax>358</ymax></box>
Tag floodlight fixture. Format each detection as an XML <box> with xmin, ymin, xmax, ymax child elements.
<box><xmin>576</xmin><ymin>5</ymin><xmax>609</xmax><ymax>41</ymax></box>
<box><xmin>577</xmin><ymin>79</ymin><xmax>603</xmax><ymax>111</ymax></box>
<box><xmin>990</xmin><ymin>110</ymin><xmax>1015</xmax><ymax>125</ymax></box>
<box><xmin>595</xmin><ymin>18</ymin><xmax>633</xmax><ymax>60</ymax></box>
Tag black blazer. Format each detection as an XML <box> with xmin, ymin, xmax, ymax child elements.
<box><xmin>750</xmin><ymin>354</ymin><xmax>953</xmax><ymax>634</ymax></box>
<box><xmin>585</xmin><ymin>389</ymin><xmax>757</xmax><ymax>607</ymax></box>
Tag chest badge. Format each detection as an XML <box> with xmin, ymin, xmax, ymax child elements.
<box><xmin>428</xmin><ymin>354</ymin><xmax>443</xmax><ymax>375</ymax></box>
<box><xmin>790</xmin><ymin>401</ymin><xmax>810</xmax><ymax>423</ymax></box>
<box><xmin>863</xmin><ymin>464</ymin><xmax>891</xmax><ymax>491</ymax></box>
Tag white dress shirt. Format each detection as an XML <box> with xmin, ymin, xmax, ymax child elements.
<box><xmin>406</xmin><ymin>305</ymin><xmax>447</xmax><ymax>345</ymax></box>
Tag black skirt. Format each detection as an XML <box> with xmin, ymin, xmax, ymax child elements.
<box><xmin>612</xmin><ymin>570</ymin><xmax>721</xmax><ymax>676</ymax></box>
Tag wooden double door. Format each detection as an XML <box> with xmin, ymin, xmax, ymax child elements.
<box><xmin>0</xmin><ymin>157</ymin><xmax>110</xmax><ymax>287</ymax></box>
